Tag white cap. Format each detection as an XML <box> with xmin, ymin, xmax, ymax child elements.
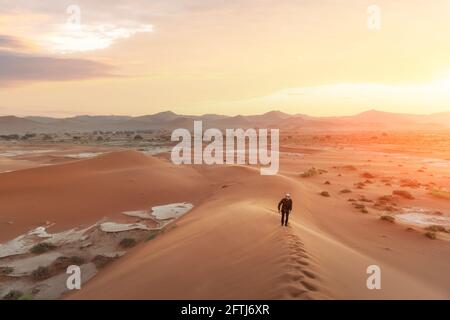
<box><xmin>285</xmin><ymin>193</ymin><xmax>291</xmax><ymax>198</ymax></box>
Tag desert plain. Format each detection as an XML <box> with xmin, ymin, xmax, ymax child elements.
<box><xmin>0</xmin><ymin>125</ymin><xmax>450</xmax><ymax>300</ymax></box>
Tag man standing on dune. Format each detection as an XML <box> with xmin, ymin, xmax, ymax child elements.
<box><xmin>278</xmin><ymin>193</ymin><xmax>293</xmax><ymax>227</ymax></box>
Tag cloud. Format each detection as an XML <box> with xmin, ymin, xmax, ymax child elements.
<box><xmin>0</xmin><ymin>1</ymin><xmax>156</xmax><ymax>54</ymax></box>
<box><xmin>0</xmin><ymin>35</ymin><xmax>28</xmax><ymax>50</ymax></box>
<box><xmin>0</xmin><ymin>50</ymin><xmax>115</xmax><ymax>85</ymax></box>
<box><xmin>42</xmin><ymin>23</ymin><xmax>153</xmax><ymax>53</ymax></box>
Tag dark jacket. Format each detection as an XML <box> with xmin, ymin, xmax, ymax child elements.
<box><xmin>278</xmin><ymin>198</ymin><xmax>293</xmax><ymax>213</ymax></box>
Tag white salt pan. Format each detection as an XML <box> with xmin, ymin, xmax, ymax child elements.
<box><xmin>0</xmin><ymin>149</ymin><xmax>56</xmax><ymax>157</ymax></box>
<box><xmin>122</xmin><ymin>210</ymin><xmax>154</xmax><ymax>220</ymax></box>
<box><xmin>150</xmin><ymin>202</ymin><xmax>194</xmax><ymax>220</ymax></box>
<box><xmin>141</xmin><ymin>146</ymin><xmax>172</xmax><ymax>155</ymax></box>
<box><xmin>396</xmin><ymin>208</ymin><xmax>450</xmax><ymax>227</ymax></box>
<box><xmin>0</xmin><ymin>225</ymin><xmax>94</xmax><ymax>258</ymax></box>
<box><xmin>0</xmin><ymin>252</ymin><xmax>62</xmax><ymax>277</ymax></box>
<box><xmin>66</xmin><ymin>152</ymin><xmax>103</xmax><ymax>159</ymax></box>
<box><xmin>122</xmin><ymin>203</ymin><xmax>194</xmax><ymax>221</ymax></box>
<box><xmin>100</xmin><ymin>222</ymin><xmax>149</xmax><ymax>233</ymax></box>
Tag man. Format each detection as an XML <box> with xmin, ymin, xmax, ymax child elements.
<box><xmin>278</xmin><ymin>193</ymin><xmax>293</xmax><ymax>227</ymax></box>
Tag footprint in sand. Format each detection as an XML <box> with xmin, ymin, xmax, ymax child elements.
<box><xmin>279</xmin><ymin>229</ymin><xmax>322</xmax><ymax>299</ymax></box>
<box><xmin>283</xmin><ymin>284</ymin><xmax>308</xmax><ymax>298</ymax></box>
<box><xmin>301</xmin><ymin>270</ymin><xmax>316</xmax><ymax>279</ymax></box>
<box><xmin>279</xmin><ymin>272</ymin><xmax>304</xmax><ymax>282</ymax></box>
<box><xmin>300</xmin><ymin>280</ymin><xmax>318</xmax><ymax>291</ymax></box>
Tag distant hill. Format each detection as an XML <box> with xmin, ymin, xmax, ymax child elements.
<box><xmin>1</xmin><ymin>109</ymin><xmax>449</xmax><ymax>134</ymax></box>
<box><xmin>0</xmin><ymin>116</ymin><xmax>46</xmax><ymax>134</ymax></box>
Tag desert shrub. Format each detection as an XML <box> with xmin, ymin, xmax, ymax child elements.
<box><xmin>359</xmin><ymin>196</ymin><xmax>373</xmax><ymax>203</ymax></box>
<box><xmin>340</xmin><ymin>189</ymin><xmax>352</xmax><ymax>194</ymax></box>
<box><xmin>355</xmin><ymin>182</ymin><xmax>365</xmax><ymax>189</ymax></box>
<box><xmin>425</xmin><ymin>225</ymin><xmax>447</xmax><ymax>233</ymax></box>
<box><xmin>92</xmin><ymin>255</ymin><xmax>116</xmax><ymax>269</ymax></box>
<box><xmin>2</xmin><ymin>290</ymin><xmax>23</xmax><ymax>300</ymax></box>
<box><xmin>31</xmin><ymin>266</ymin><xmax>51</xmax><ymax>281</ymax></box>
<box><xmin>392</xmin><ymin>190</ymin><xmax>415</xmax><ymax>200</ymax></box>
<box><xmin>380</xmin><ymin>215</ymin><xmax>395</xmax><ymax>223</ymax></box>
<box><xmin>320</xmin><ymin>191</ymin><xmax>330</xmax><ymax>197</ymax></box>
<box><xmin>429</xmin><ymin>188</ymin><xmax>450</xmax><ymax>200</ymax></box>
<box><xmin>0</xmin><ymin>134</ymin><xmax>20</xmax><ymax>141</ymax></box>
<box><xmin>400</xmin><ymin>179</ymin><xmax>421</xmax><ymax>188</ymax></box>
<box><xmin>52</xmin><ymin>256</ymin><xmax>85</xmax><ymax>270</ymax></box>
<box><xmin>120</xmin><ymin>238</ymin><xmax>137</xmax><ymax>248</ymax></box>
<box><xmin>31</xmin><ymin>242</ymin><xmax>56</xmax><ymax>254</ymax></box>
<box><xmin>378</xmin><ymin>195</ymin><xmax>395</xmax><ymax>202</ymax></box>
<box><xmin>361</xmin><ymin>209</ymin><xmax>369</xmax><ymax>214</ymax></box>
<box><xmin>300</xmin><ymin>168</ymin><xmax>318</xmax><ymax>178</ymax></box>
<box><xmin>361</xmin><ymin>172</ymin><xmax>375</xmax><ymax>179</ymax></box>
<box><xmin>382</xmin><ymin>206</ymin><xmax>396</xmax><ymax>212</ymax></box>
<box><xmin>41</xmin><ymin>134</ymin><xmax>53</xmax><ymax>141</ymax></box>
<box><xmin>146</xmin><ymin>230</ymin><xmax>160</xmax><ymax>241</ymax></box>
<box><xmin>353</xmin><ymin>203</ymin><xmax>365</xmax><ymax>210</ymax></box>
<box><xmin>424</xmin><ymin>231</ymin><xmax>436</xmax><ymax>240</ymax></box>
<box><xmin>0</xmin><ymin>267</ymin><xmax>13</xmax><ymax>275</ymax></box>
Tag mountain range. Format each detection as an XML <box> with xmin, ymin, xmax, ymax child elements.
<box><xmin>1</xmin><ymin>109</ymin><xmax>450</xmax><ymax>134</ymax></box>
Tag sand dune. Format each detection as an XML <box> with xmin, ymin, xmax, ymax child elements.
<box><xmin>68</xmin><ymin>165</ymin><xmax>327</xmax><ymax>299</ymax></box>
<box><xmin>68</xmin><ymin>152</ymin><xmax>450</xmax><ymax>299</ymax></box>
<box><xmin>1</xmin><ymin>149</ymin><xmax>449</xmax><ymax>299</ymax></box>
<box><xmin>0</xmin><ymin>151</ymin><xmax>210</xmax><ymax>242</ymax></box>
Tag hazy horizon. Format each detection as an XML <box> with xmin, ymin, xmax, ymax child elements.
<box><xmin>2</xmin><ymin>108</ymin><xmax>450</xmax><ymax>119</ymax></box>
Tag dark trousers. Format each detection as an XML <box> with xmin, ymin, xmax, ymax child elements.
<box><xmin>281</xmin><ymin>211</ymin><xmax>290</xmax><ymax>226</ymax></box>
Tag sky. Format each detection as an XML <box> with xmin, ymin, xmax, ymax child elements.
<box><xmin>1</xmin><ymin>0</ymin><xmax>450</xmax><ymax>117</ymax></box>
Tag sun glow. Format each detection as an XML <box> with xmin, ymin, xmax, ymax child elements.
<box><xmin>430</xmin><ymin>74</ymin><xmax>450</xmax><ymax>91</ymax></box>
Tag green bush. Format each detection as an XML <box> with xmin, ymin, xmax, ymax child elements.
<box><xmin>300</xmin><ymin>168</ymin><xmax>318</xmax><ymax>178</ymax></box>
<box><xmin>31</xmin><ymin>266</ymin><xmax>51</xmax><ymax>281</ymax></box>
<box><xmin>146</xmin><ymin>230</ymin><xmax>159</xmax><ymax>241</ymax></box>
<box><xmin>120</xmin><ymin>238</ymin><xmax>137</xmax><ymax>248</ymax></box>
<box><xmin>52</xmin><ymin>256</ymin><xmax>85</xmax><ymax>270</ymax></box>
<box><xmin>380</xmin><ymin>215</ymin><xmax>395</xmax><ymax>223</ymax></box>
<box><xmin>0</xmin><ymin>267</ymin><xmax>14</xmax><ymax>275</ymax></box>
<box><xmin>31</xmin><ymin>242</ymin><xmax>56</xmax><ymax>254</ymax></box>
<box><xmin>2</xmin><ymin>290</ymin><xmax>23</xmax><ymax>300</ymax></box>
<box><xmin>425</xmin><ymin>225</ymin><xmax>447</xmax><ymax>233</ymax></box>
<box><xmin>92</xmin><ymin>255</ymin><xmax>115</xmax><ymax>269</ymax></box>
<box><xmin>424</xmin><ymin>231</ymin><xmax>436</xmax><ymax>240</ymax></box>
